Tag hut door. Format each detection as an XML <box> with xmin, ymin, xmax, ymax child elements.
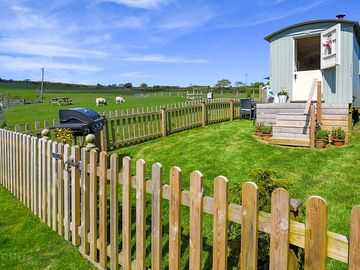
<box><xmin>293</xmin><ymin>36</ymin><xmax>322</xmax><ymax>100</ymax></box>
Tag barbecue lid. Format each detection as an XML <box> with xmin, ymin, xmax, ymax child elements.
<box><xmin>59</xmin><ymin>108</ymin><xmax>101</xmax><ymax>122</ymax></box>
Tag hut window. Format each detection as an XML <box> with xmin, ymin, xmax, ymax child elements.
<box><xmin>295</xmin><ymin>36</ymin><xmax>320</xmax><ymax>71</ymax></box>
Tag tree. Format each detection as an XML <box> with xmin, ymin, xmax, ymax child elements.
<box><xmin>215</xmin><ymin>79</ymin><xmax>231</xmax><ymax>88</ymax></box>
<box><xmin>234</xmin><ymin>81</ymin><xmax>244</xmax><ymax>87</ymax></box>
<box><xmin>140</xmin><ymin>83</ymin><xmax>148</xmax><ymax>88</ymax></box>
<box><xmin>251</xmin><ymin>82</ymin><xmax>265</xmax><ymax>88</ymax></box>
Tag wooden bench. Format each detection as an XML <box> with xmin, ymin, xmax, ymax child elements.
<box><xmin>50</xmin><ymin>97</ymin><xmax>73</xmax><ymax>106</ymax></box>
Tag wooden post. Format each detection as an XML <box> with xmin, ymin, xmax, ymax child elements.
<box><xmin>201</xmin><ymin>102</ymin><xmax>206</xmax><ymax>127</ymax></box>
<box><xmin>310</xmin><ymin>104</ymin><xmax>315</xmax><ymax>148</ymax></box>
<box><xmin>100</xmin><ymin>117</ymin><xmax>108</xmax><ymax>152</ymax></box>
<box><xmin>161</xmin><ymin>108</ymin><xmax>167</xmax><ymax>137</ymax></box>
<box><xmin>229</xmin><ymin>100</ymin><xmax>234</xmax><ymax>121</ymax></box>
<box><xmin>316</xmin><ymin>81</ymin><xmax>322</xmax><ymax>124</ymax></box>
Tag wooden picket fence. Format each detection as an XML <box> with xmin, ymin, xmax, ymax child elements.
<box><xmin>102</xmin><ymin>99</ymin><xmax>241</xmax><ymax>150</ymax></box>
<box><xmin>0</xmin><ymin>128</ymin><xmax>360</xmax><ymax>269</ymax></box>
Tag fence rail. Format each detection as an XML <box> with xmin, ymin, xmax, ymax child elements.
<box><xmin>103</xmin><ymin>99</ymin><xmax>241</xmax><ymax>150</ymax></box>
<box><xmin>0</xmin><ymin>128</ymin><xmax>359</xmax><ymax>269</ymax></box>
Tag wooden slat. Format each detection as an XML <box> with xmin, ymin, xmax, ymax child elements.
<box><xmin>288</xmin><ymin>249</ymin><xmax>299</xmax><ymax>270</ymax></box>
<box><xmin>110</xmin><ymin>154</ymin><xmax>119</xmax><ymax>270</ymax></box>
<box><xmin>151</xmin><ymin>163</ymin><xmax>163</xmax><ymax>270</ymax></box>
<box><xmin>212</xmin><ymin>176</ymin><xmax>228</xmax><ymax>269</ymax></box>
<box><xmin>189</xmin><ymin>171</ymin><xmax>203</xmax><ymax>270</ymax></box>
<box><xmin>321</xmin><ymin>114</ymin><xmax>348</xmax><ymax>121</ymax></box>
<box><xmin>47</xmin><ymin>140</ymin><xmax>52</xmax><ymax>227</ymax></box>
<box><xmin>240</xmin><ymin>182</ymin><xmax>259</xmax><ymax>270</ymax></box>
<box><xmin>63</xmin><ymin>144</ymin><xmax>71</xmax><ymax>240</ymax></box>
<box><xmin>71</xmin><ymin>146</ymin><xmax>81</xmax><ymax>246</ymax></box>
<box><xmin>305</xmin><ymin>196</ymin><xmax>327</xmax><ymax>270</ymax></box>
<box><xmin>57</xmin><ymin>143</ymin><xmax>64</xmax><ymax>236</ymax></box>
<box><xmin>80</xmin><ymin>148</ymin><xmax>90</xmax><ymax>254</ymax></box>
<box><xmin>99</xmin><ymin>151</ymin><xmax>108</xmax><ymax>268</ymax></box>
<box><xmin>349</xmin><ymin>205</ymin><xmax>360</xmax><ymax>270</ymax></box>
<box><xmin>270</xmin><ymin>188</ymin><xmax>290</xmax><ymax>270</ymax></box>
<box><xmin>89</xmin><ymin>149</ymin><xmax>98</xmax><ymax>261</ymax></box>
<box><xmin>52</xmin><ymin>141</ymin><xmax>58</xmax><ymax>231</ymax></box>
<box><xmin>122</xmin><ymin>156</ymin><xmax>132</xmax><ymax>270</ymax></box>
<box><xmin>169</xmin><ymin>166</ymin><xmax>181</xmax><ymax>270</ymax></box>
<box><xmin>136</xmin><ymin>159</ymin><xmax>146</xmax><ymax>270</ymax></box>
<box><xmin>41</xmin><ymin>139</ymin><xmax>47</xmax><ymax>222</ymax></box>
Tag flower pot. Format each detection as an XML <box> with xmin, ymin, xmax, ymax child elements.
<box><xmin>332</xmin><ymin>138</ymin><xmax>345</xmax><ymax>147</ymax></box>
<box><xmin>255</xmin><ymin>130</ymin><xmax>262</xmax><ymax>137</ymax></box>
<box><xmin>315</xmin><ymin>139</ymin><xmax>327</xmax><ymax>149</ymax></box>
<box><xmin>278</xmin><ymin>95</ymin><xmax>287</xmax><ymax>103</ymax></box>
<box><xmin>262</xmin><ymin>133</ymin><xmax>272</xmax><ymax>141</ymax></box>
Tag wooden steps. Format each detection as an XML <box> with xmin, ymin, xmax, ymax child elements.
<box><xmin>269</xmin><ymin>137</ymin><xmax>310</xmax><ymax>147</ymax></box>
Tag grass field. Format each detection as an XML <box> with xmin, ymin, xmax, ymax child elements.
<box><xmin>0</xmin><ymin>186</ymin><xmax>94</xmax><ymax>269</ymax></box>
<box><xmin>111</xmin><ymin>120</ymin><xmax>360</xmax><ymax>269</ymax></box>
<box><xmin>0</xmin><ymin>83</ymin><xmax>246</xmax><ymax>129</ymax></box>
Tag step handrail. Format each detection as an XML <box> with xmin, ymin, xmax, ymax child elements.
<box><xmin>303</xmin><ymin>79</ymin><xmax>318</xmax><ymax>115</ymax></box>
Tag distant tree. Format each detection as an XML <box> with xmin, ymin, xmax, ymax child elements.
<box><xmin>215</xmin><ymin>79</ymin><xmax>231</xmax><ymax>88</ymax></box>
<box><xmin>251</xmin><ymin>82</ymin><xmax>265</xmax><ymax>88</ymax></box>
<box><xmin>140</xmin><ymin>83</ymin><xmax>148</xmax><ymax>88</ymax></box>
<box><xmin>234</xmin><ymin>81</ymin><xmax>244</xmax><ymax>87</ymax></box>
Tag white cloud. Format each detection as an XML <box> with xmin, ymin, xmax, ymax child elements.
<box><xmin>0</xmin><ymin>39</ymin><xmax>107</xmax><ymax>58</ymax></box>
<box><xmin>0</xmin><ymin>56</ymin><xmax>102</xmax><ymax>71</ymax></box>
<box><xmin>120</xmin><ymin>71</ymin><xmax>148</xmax><ymax>77</ymax></box>
<box><xmin>99</xmin><ymin>0</ymin><xmax>169</xmax><ymax>9</ymax></box>
<box><xmin>122</xmin><ymin>54</ymin><xmax>207</xmax><ymax>63</ymax></box>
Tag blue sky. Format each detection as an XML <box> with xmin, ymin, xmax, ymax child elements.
<box><xmin>0</xmin><ymin>0</ymin><xmax>359</xmax><ymax>86</ymax></box>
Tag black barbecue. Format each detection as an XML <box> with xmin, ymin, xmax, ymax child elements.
<box><xmin>50</xmin><ymin>108</ymin><xmax>106</xmax><ymax>136</ymax></box>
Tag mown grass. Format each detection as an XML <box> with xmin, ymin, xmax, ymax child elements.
<box><xmin>112</xmin><ymin>120</ymin><xmax>360</xmax><ymax>269</ymax></box>
<box><xmin>0</xmin><ymin>186</ymin><xmax>95</xmax><ymax>270</ymax></box>
<box><xmin>1</xmin><ymin>87</ymin><xmax>244</xmax><ymax>129</ymax></box>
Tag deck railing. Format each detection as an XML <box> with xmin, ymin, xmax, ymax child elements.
<box><xmin>0</xmin><ymin>128</ymin><xmax>359</xmax><ymax>269</ymax></box>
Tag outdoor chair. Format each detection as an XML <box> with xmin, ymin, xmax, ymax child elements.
<box><xmin>240</xmin><ymin>98</ymin><xmax>255</xmax><ymax>120</ymax></box>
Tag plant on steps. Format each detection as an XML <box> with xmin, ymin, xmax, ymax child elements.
<box><xmin>260</xmin><ymin>125</ymin><xmax>272</xmax><ymax>141</ymax></box>
<box><xmin>330</xmin><ymin>127</ymin><xmax>346</xmax><ymax>146</ymax></box>
<box><xmin>315</xmin><ymin>129</ymin><xmax>329</xmax><ymax>149</ymax></box>
<box><xmin>255</xmin><ymin>121</ymin><xmax>264</xmax><ymax>136</ymax></box>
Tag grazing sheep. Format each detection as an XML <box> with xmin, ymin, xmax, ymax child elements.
<box><xmin>96</xmin><ymin>97</ymin><xmax>107</xmax><ymax>106</ymax></box>
<box><xmin>115</xmin><ymin>96</ymin><xmax>125</xmax><ymax>104</ymax></box>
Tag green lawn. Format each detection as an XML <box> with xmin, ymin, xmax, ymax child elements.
<box><xmin>1</xmin><ymin>87</ymin><xmax>244</xmax><ymax>129</ymax></box>
<box><xmin>0</xmin><ymin>186</ymin><xmax>95</xmax><ymax>270</ymax></box>
<box><xmin>111</xmin><ymin>119</ymin><xmax>360</xmax><ymax>268</ymax></box>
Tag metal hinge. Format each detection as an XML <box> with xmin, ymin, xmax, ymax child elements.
<box><xmin>64</xmin><ymin>159</ymin><xmax>81</xmax><ymax>171</ymax></box>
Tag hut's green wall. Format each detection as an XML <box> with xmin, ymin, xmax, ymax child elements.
<box><xmin>354</xmin><ymin>32</ymin><xmax>360</xmax><ymax>108</ymax></box>
<box><xmin>269</xmin><ymin>22</ymin><xmax>356</xmax><ymax>104</ymax></box>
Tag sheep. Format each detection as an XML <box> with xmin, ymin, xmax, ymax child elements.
<box><xmin>115</xmin><ymin>96</ymin><xmax>125</xmax><ymax>104</ymax></box>
<box><xmin>96</xmin><ymin>97</ymin><xmax>107</xmax><ymax>106</ymax></box>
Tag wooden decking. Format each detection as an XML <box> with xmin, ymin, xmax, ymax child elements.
<box><xmin>257</xmin><ymin>103</ymin><xmax>351</xmax><ymax>147</ymax></box>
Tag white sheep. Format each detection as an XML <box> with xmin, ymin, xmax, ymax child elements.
<box><xmin>96</xmin><ymin>97</ymin><xmax>107</xmax><ymax>106</ymax></box>
<box><xmin>115</xmin><ymin>96</ymin><xmax>125</xmax><ymax>104</ymax></box>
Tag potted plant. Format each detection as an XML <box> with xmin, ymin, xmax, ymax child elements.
<box><xmin>261</xmin><ymin>125</ymin><xmax>272</xmax><ymax>141</ymax></box>
<box><xmin>315</xmin><ymin>129</ymin><xmax>329</xmax><ymax>148</ymax></box>
<box><xmin>330</xmin><ymin>127</ymin><xmax>346</xmax><ymax>146</ymax></box>
<box><xmin>255</xmin><ymin>121</ymin><xmax>264</xmax><ymax>137</ymax></box>
<box><xmin>278</xmin><ymin>89</ymin><xmax>288</xmax><ymax>103</ymax></box>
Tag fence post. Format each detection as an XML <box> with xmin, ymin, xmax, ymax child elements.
<box><xmin>310</xmin><ymin>104</ymin><xmax>315</xmax><ymax>148</ymax></box>
<box><xmin>100</xmin><ymin>117</ymin><xmax>108</xmax><ymax>152</ymax></box>
<box><xmin>229</xmin><ymin>100</ymin><xmax>234</xmax><ymax>121</ymax></box>
<box><xmin>161</xmin><ymin>108</ymin><xmax>167</xmax><ymax>137</ymax></box>
<box><xmin>201</xmin><ymin>102</ymin><xmax>207</xmax><ymax>127</ymax></box>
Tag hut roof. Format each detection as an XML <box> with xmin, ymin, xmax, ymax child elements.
<box><xmin>264</xmin><ymin>19</ymin><xmax>360</xmax><ymax>43</ymax></box>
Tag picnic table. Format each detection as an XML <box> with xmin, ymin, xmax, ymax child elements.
<box><xmin>50</xmin><ymin>97</ymin><xmax>73</xmax><ymax>106</ymax></box>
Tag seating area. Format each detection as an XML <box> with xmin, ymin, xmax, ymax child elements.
<box><xmin>239</xmin><ymin>98</ymin><xmax>256</xmax><ymax>120</ymax></box>
<box><xmin>50</xmin><ymin>97</ymin><xmax>73</xmax><ymax>106</ymax></box>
